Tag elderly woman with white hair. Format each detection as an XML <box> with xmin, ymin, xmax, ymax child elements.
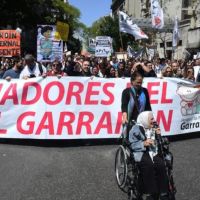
<box><xmin>129</xmin><ymin>111</ymin><xmax>169</xmax><ymax>200</ymax></box>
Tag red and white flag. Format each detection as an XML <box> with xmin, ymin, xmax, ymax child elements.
<box><xmin>119</xmin><ymin>11</ymin><xmax>148</xmax><ymax>40</ymax></box>
<box><xmin>150</xmin><ymin>0</ymin><xmax>164</xmax><ymax>29</ymax></box>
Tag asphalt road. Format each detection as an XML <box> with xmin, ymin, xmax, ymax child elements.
<box><xmin>0</xmin><ymin>135</ymin><xmax>199</xmax><ymax>200</ymax></box>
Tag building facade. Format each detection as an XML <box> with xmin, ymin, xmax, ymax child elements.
<box><xmin>111</xmin><ymin>0</ymin><xmax>200</xmax><ymax>59</ymax></box>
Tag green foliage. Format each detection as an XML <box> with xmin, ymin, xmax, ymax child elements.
<box><xmin>87</xmin><ymin>16</ymin><xmax>139</xmax><ymax>52</ymax></box>
<box><xmin>0</xmin><ymin>0</ymin><xmax>82</xmax><ymax>54</ymax></box>
<box><xmin>0</xmin><ymin>0</ymin><xmax>81</xmax><ymax>29</ymax></box>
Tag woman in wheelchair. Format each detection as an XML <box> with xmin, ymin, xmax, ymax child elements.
<box><xmin>129</xmin><ymin>111</ymin><xmax>170</xmax><ymax>200</ymax></box>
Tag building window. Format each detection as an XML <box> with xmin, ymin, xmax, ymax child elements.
<box><xmin>160</xmin><ymin>43</ymin><xmax>164</xmax><ymax>48</ymax></box>
<box><xmin>182</xmin><ymin>0</ymin><xmax>192</xmax><ymax>8</ymax></box>
<box><xmin>182</xmin><ymin>0</ymin><xmax>193</xmax><ymax>20</ymax></box>
<box><xmin>182</xmin><ymin>10</ymin><xmax>191</xmax><ymax>20</ymax></box>
<box><xmin>178</xmin><ymin>40</ymin><xmax>182</xmax><ymax>46</ymax></box>
<box><xmin>166</xmin><ymin>42</ymin><xmax>172</xmax><ymax>47</ymax></box>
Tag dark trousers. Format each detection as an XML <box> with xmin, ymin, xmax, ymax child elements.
<box><xmin>138</xmin><ymin>152</ymin><xmax>169</xmax><ymax>195</ymax></box>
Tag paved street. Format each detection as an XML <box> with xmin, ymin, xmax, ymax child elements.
<box><xmin>0</xmin><ymin>135</ymin><xmax>199</xmax><ymax>200</ymax></box>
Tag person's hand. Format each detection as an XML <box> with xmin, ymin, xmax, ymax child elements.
<box><xmin>5</xmin><ymin>76</ymin><xmax>11</xmax><ymax>81</ymax></box>
<box><xmin>144</xmin><ymin>139</ymin><xmax>154</xmax><ymax>147</ymax></box>
<box><xmin>42</xmin><ymin>73</ymin><xmax>47</xmax><ymax>78</ymax></box>
<box><xmin>122</xmin><ymin>118</ymin><xmax>128</xmax><ymax>125</ymax></box>
<box><xmin>22</xmin><ymin>76</ymin><xmax>29</xmax><ymax>80</ymax></box>
<box><xmin>122</xmin><ymin>112</ymin><xmax>128</xmax><ymax>124</ymax></box>
<box><xmin>133</xmin><ymin>62</ymin><xmax>140</xmax><ymax>68</ymax></box>
<box><xmin>90</xmin><ymin>75</ymin><xmax>95</xmax><ymax>80</ymax></box>
<box><xmin>155</xmin><ymin>127</ymin><xmax>161</xmax><ymax>135</ymax></box>
<box><xmin>57</xmin><ymin>74</ymin><xmax>62</xmax><ymax>79</ymax></box>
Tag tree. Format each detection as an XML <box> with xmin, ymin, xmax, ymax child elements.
<box><xmin>87</xmin><ymin>15</ymin><xmax>138</xmax><ymax>52</ymax></box>
<box><xmin>0</xmin><ymin>0</ymin><xmax>82</xmax><ymax>54</ymax></box>
<box><xmin>0</xmin><ymin>0</ymin><xmax>80</xmax><ymax>28</ymax></box>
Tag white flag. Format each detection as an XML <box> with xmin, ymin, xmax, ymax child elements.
<box><xmin>127</xmin><ymin>45</ymin><xmax>144</xmax><ymax>58</ymax></box>
<box><xmin>151</xmin><ymin>0</ymin><xmax>164</xmax><ymax>29</ymax></box>
<box><xmin>119</xmin><ymin>11</ymin><xmax>148</xmax><ymax>40</ymax></box>
<box><xmin>172</xmin><ymin>16</ymin><xmax>180</xmax><ymax>48</ymax></box>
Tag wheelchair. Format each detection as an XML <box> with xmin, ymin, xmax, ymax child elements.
<box><xmin>115</xmin><ymin>122</ymin><xmax>176</xmax><ymax>200</ymax></box>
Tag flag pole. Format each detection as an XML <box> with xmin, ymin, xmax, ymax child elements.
<box><xmin>118</xmin><ymin>12</ymin><xmax>125</xmax><ymax>60</ymax></box>
<box><xmin>119</xmin><ymin>32</ymin><xmax>126</xmax><ymax>60</ymax></box>
<box><xmin>119</xmin><ymin>32</ymin><xmax>124</xmax><ymax>51</ymax></box>
<box><xmin>172</xmin><ymin>32</ymin><xmax>174</xmax><ymax>61</ymax></box>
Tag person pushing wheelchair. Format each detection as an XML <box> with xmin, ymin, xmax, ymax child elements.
<box><xmin>121</xmin><ymin>71</ymin><xmax>152</xmax><ymax>124</ymax></box>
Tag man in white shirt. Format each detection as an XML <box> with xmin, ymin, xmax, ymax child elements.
<box><xmin>20</xmin><ymin>54</ymin><xmax>46</xmax><ymax>79</ymax></box>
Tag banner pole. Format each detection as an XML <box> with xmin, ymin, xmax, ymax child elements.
<box><xmin>118</xmin><ymin>12</ymin><xmax>125</xmax><ymax>60</ymax></box>
<box><xmin>119</xmin><ymin>31</ymin><xmax>124</xmax><ymax>51</ymax></box>
<box><xmin>119</xmin><ymin>32</ymin><xmax>126</xmax><ymax>61</ymax></box>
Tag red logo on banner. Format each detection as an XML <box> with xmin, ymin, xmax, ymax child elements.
<box><xmin>154</xmin><ymin>17</ymin><xmax>161</xmax><ymax>25</ymax></box>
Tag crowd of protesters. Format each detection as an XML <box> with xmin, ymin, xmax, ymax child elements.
<box><xmin>0</xmin><ymin>52</ymin><xmax>200</xmax><ymax>82</ymax></box>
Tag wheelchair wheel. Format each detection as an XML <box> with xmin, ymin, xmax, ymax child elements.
<box><xmin>128</xmin><ymin>188</ymin><xmax>142</xmax><ymax>200</ymax></box>
<box><xmin>128</xmin><ymin>165</ymin><xmax>142</xmax><ymax>200</ymax></box>
<box><xmin>115</xmin><ymin>145</ymin><xmax>128</xmax><ymax>190</ymax></box>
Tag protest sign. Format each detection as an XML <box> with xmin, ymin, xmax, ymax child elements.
<box><xmin>88</xmin><ymin>38</ymin><xmax>96</xmax><ymax>53</ymax></box>
<box><xmin>55</xmin><ymin>21</ymin><xmax>69</xmax><ymax>41</ymax></box>
<box><xmin>37</xmin><ymin>25</ymin><xmax>63</xmax><ymax>62</ymax></box>
<box><xmin>95</xmin><ymin>36</ymin><xmax>112</xmax><ymax>57</ymax></box>
<box><xmin>0</xmin><ymin>30</ymin><xmax>21</xmax><ymax>57</ymax></box>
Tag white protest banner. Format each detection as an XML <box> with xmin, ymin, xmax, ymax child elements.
<box><xmin>150</xmin><ymin>0</ymin><xmax>164</xmax><ymax>29</ymax></box>
<box><xmin>0</xmin><ymin>77</ymin><xmax>200</xmax><ymax>139</ymax></box>
<box><xmin>37</xmin><ymin>25</ymin><xmax>63</xmax><ymax>62</ymax></box>
<box><xmin>95</xmin><ymin>36</ymin><xmax>112</xmax><ymax>57</ymax></box>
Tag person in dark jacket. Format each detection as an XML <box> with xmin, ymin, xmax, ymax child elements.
<box><xmin>121</xmin><ymin>71</ymin><xmax>152</xmax><ymax>124</ymax></box>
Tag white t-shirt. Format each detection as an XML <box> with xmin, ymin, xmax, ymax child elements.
<box><xmin>20</xmin><ymin>63</ymin><xmax>46</xmax><ymax>79</ymax></box>
<box><xmin>193</xmin><ymin>65</ymin><xmax>200</xmax><ymax>81</ymax></box>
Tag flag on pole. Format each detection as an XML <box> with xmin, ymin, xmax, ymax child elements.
<box><xmin>172</xmin><ymin>16</ymin><xmax>180</xmax><ymax>48</ymax></box>
<box><xmin>150</xmin><ymin>0</ymin><xmax>164</xmax><ymax>29</ymax></box>
<box><xmin>127</xmin><ymin>45</ymin><xmax>144</xmax><ymax>58</ymax></box>
<box><xmin>119</xmin><ymin>11</ymin><xmax>148</xmax><ymax>40</ymax></box>
<box><xmin>182</xmin><ymin>49</ymin><xmax>191</xmax><ymax>60</ymax></box>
